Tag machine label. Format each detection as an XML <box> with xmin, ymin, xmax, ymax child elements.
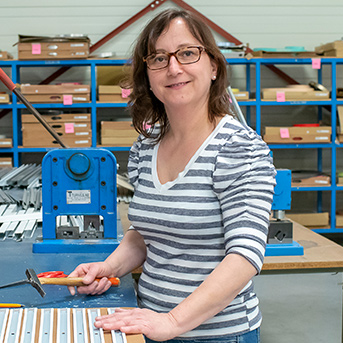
<box><xmin>66</xmin><ymin>190</ymin><xmax>91</xmax><ymax>204</ymax></box>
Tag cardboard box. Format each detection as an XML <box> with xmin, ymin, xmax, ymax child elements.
<box><xmin>17</xmin><ymin>35</ymin><xmax>90</xmax><ymax>60</ymax></box>
<box><xmin>0</xmin><ymin>94</ymin><xmax>9</xmax><ymax>103</ymax></box>
<box><xmin>324</xmin><ymin>49</ymin><xmax>343</xmax><ymax>58</ymax></box>
<box><xmin>286</xmin><ymin>212</ymin><xmax>329</xmax><ymax>227</ymax></box>
<box><xmin>101</xmin><ymin>121</ymin><xmax>138</xmax><ymax>146</ymax></box>
<box><xmin>0</xmin><ymin>157</ymin><xmax>12</xmax><ymax>168</ymax></box>
<box><xmin>21</xmin><ymin>84</ymin><xmax>90</xmax><ymax>94</ymax></box>
<box><xmin>22</xmin><ymin>123</ymin><xmax>91</xmax><ymax>147</ymax></box>
<box><xmin>291</xmin><ymin>175</ymin><xmax>331</xmax><ymax>187</ymax></box>
<box><xmin>22</xmin><ymin>135</ymin><xmax>91</xmax><ymax>148</ymax></box>
<box><xmin>337</xmin><ymin>106</ymin><xmax>343</xmax><ymax>134</ymax></box>
<box><xmin>250</xmin><ymin>50</ymin><xmax>317</xmax><ymax>58</ymax></box>
<box><xmin>22</xmin><ymin>113</ymin><xmax>91</xmax><ymax>124</ymax></box>
<box><xmin>262</xmin><ymin>86</ymin><xmax>330</xmax><ymax>101</ymax></box>
<box><xmin>315</xmin><ymin>40</ymin><xmax>343</xmax><ymax>54</ymax></box>
<box><xmin>0</xmin><ymin>51</ymin><xmax>13</xmax><ymax>60</ymax></box>
<box><xmin>338</xmin><ymin>134</ymin><xmax>343</xmax><ymax>143</ymax></box>
<box><xmin>232</xmin><ymin>91</ymin><xmax>249</xmax><ymax>100</ymax></box>
<box><xmin>21</xmin><ymin>94</ymin><xmax>90</xmax><ymax>103</ymax></box>
<box><xmin>18</xmin><ymin>50</ymin><xmax>88</xmax><ymax>60</ymax></box>
<box><xmin>263</xmin><ymin>126</ymin><xmax>331</xmax><ymax>144</ymax></box>
<box><xmin>98</xmin><ymin>85</ymin><xmax>131</xmax><ymax>102</ymax></box>
<box><xmin>20</xmin><ymin>84</ymin><xmax>90</xmax><ymax>103</ymax></box>
<box><xmin>336</xmin><ymin>214</ymin><xmax>343</xmax><ymax>227</ymax></box>
<box><xmin>22</xmin><ymin>123</ymin><xmax>91</xmax><ymax>135</ymax></box>
<box><xmin>0</xmin><ymin>138</ymin><xmax>12</xmax><ymax>147</ymax></box>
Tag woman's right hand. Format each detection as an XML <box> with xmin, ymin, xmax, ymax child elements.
<box><xmin>67</xmin><ymin>261</ymin><xmax>114</xmax><ymax>296</ymax></box>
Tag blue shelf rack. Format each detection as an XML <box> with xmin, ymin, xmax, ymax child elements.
<box><xmin>0</xmin><ymin>57</ymin><xmax>343</xmax><ymax>232</ymax></box>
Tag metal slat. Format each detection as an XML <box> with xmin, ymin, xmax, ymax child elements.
<box><xmin>108</xmin><ymin>309</ymin><xmax>127</xmax><ymax>343</ymax></box>
<box><xmin>4</xmin><ymin>308</ymin><xmax>23</xmax><ymax>343</ymax></box>
<box><xmin>57</xmin><ymin>308</ymin><xmax>71</xmax><ymax>343</ymax></box>
<box><xmin>0</xmin><ymin>308</ymin><xmax>9</xmax><ymax>342</ymax></box>
<box><xmin>88</xmin><ymin>308</ymin><xmax>105</xmax><ymax>343</ymax></box>
<box><xmin>20</xmin><ymin>308</ymin><xmax>38</xmax><ymax>343</ymax></box>
<box><xmin>14</xmin><ymin>208</ymin><xmax>35</xmax><ymax>239</ymax></box>
<box><xmin>38</xmin><ymin>308</ymin><xmax>54</xmax><ymax>343</ymax></box>
<box><xmin>73</xmin><ymin>308</ymin><xmax>89</xmax><ymax>343</ymax></box>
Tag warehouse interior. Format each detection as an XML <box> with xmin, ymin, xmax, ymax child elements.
<box><xmin>0</xmin><ymin>1</ymin><xmax>343</xmax><ymax>342</ymax></box>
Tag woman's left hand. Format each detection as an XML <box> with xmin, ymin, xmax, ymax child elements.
<box><xmin>94</xmin><ymin>308</ymin><xmax>179</xmax><ymax>341</ymax></box>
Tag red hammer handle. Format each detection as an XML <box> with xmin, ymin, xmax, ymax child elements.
<box><xmin>0</xmin><ymin>68</ymin><xmax>16</xmax><ymax>92</ymax></box>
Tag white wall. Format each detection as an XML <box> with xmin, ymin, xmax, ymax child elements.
<box><xmin>0</xmin><ymin>0</ymin><xmax>342</xmax><ymax>57</ymax></box>
<box><xmin>0</xmin><ymin>0</ymin><xmax>342</xmax><ymax>212</ymax></box>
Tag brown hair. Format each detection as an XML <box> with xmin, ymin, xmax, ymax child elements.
<box><xmin>123</xmin><ymin>8</ymin><xmax>231</xmax><ymax>141</ymax></box>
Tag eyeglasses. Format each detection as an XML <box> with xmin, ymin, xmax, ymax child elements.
<box><xmin>143</xmin><ymin>46</ymin><xmax>206</xmax><ymax>70</ymax></box>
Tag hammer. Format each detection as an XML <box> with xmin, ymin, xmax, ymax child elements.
<box><xmin>0</xmin><ymin>269</ymin><xmax>120</xmax><ymax>298</ymax></box>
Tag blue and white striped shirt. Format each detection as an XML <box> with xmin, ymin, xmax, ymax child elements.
<box><xmin>127</xmin><ymin>115</ymin><xmax>276</xmax><ymax>338</ymax></box>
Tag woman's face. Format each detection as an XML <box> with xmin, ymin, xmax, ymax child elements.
<box><xmin>147</xmin><ymin>18</ymin><xmax>217</xmax><ymax>114</ymax></box>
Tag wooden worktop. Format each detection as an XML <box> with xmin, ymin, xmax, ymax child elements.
<box><xmin>118</xmin><ymin>203</ymin><xmax>343</xmax><ymax>272</ymax></box>
<box><xmin>263</xmin><ymin>221</ymin><xmax>343</xmax><ymax>271</ymax></box>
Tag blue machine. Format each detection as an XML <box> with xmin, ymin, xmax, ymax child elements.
<box><xmin>265</xmin><ymin>169</ymin><xmax>303</xmax><ymax>256</ymax></box>
<box><xmin>33</xmin><ymin>148</ymin><xmax>120</xmax><ymax>253</ymax></box>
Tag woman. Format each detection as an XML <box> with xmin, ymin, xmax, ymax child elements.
<box><xmin>68</xmin><ymin>9</ymin><xmax>276</xmax><ymax>343</ymax></box>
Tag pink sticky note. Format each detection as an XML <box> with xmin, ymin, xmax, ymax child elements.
<box><xmin>63</xmin><ymin>95</ymin><xmax>73</xmax><ymax>105</ymax></box>
<box><xmin>280</xmin><ymin>128</ymin><xmax>290</xmax><ymax>138</ymax></box>
<box><xmin>65</xmin><ymin>123</ymin><xmax>75</xmax><ymax>133</ymax></box>
<box><xmin>312</xmin><ymin>58</ymin><xmax>321</xmax><ymax>69</ymax></box>
<box><xmin>122</xmin><ymin>88</ymin><xmax>131</xmax><ymax>98</ymax></box>
<box><xmin>276</xmin><ymin>91</ymin><xmax>286</xmax><ymax>102</ymax></box>
<box><xmin>32</xmin><ymin>43</ymin><xmax>41</xmax><ymax>55</ymax></box>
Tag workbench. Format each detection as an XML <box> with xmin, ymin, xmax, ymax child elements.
<box><xmin>257</xmin><ymin>222</ymin><xmax>343</xmax><ymax>343</ymax></box>
<box><xmin>0</xmin><ymin>207</ymin><xmax>144</xmax><ymax>343</ymax></box>
<box><xmin>2</xmin><ymin>204</ymin><xmax>343</xmax><ymax>343</ymax></box>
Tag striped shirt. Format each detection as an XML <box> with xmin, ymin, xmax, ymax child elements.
<box><xmin>127</xmin><ymin>115</ymin><xmax>276</xmax><ymax>339</ymax></box>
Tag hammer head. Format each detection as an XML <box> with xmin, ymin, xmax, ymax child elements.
<box><xmin>26</xmin><ymin>269</ymin><xmax>46</xmax><ymax>298</ymax></box>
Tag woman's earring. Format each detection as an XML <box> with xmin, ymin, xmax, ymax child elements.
<box><xmin>212</xmin><ymin>75</ymin><xmax>217</xmax><ymax>80</ymax></box>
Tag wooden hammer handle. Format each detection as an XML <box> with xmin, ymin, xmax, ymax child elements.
<box><xmin>39</xmin><ymin>277</ymin><xmax>120</xmax><ymax>287</ymax></box>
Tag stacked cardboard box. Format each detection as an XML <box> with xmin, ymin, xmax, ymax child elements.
<box><xmin>16</xmin><ymin>35</ymin><xmax>90</xmax><ymax>60</ymax></box>
<box><xmin>263</xmin><ymin>126</ymin><xmax>331</xmax><ymax>144</ymax></box>
<box><xmin>20</xmin><ymin>84</ymin><xmax>90</xmax><ymax>103</ymax></box>
<box><xmin>0</xmin><ymin>157</ymin><xmax>12</xmax><ymax>168</ymax></box>
<box><xmin>315</xmin><ymin>40</ymin><xmax>343</xmax><ymax>58</ymax></box>
<box><xmin>0</xmin><ymin>93</ymin><xmax>10</xmax><ymax>103</ymax></box>
<box><xmin>0</xmin><ymin>138</ymin><xmax>12</xmax><ymax>148</ymax></box>
<box><xmin>291</xmin><ymin>172</ymin><xmax>331</xmax><ymax>187</ymax></box>
<box><xmin>262</xmin><ymin>85</ymin><xmax>330</xmax><ymax>101</ymax></box>
<box><xmin>98</xmin><ymin>86</ymin><xmax>131</xmax><ymax>102</ymax></box>
<box><xmin>22</xmin><ymin>113</ymin><xmax>91</xmax><ymax>147</ymax></box>
<box><xmin>287</xmin><ymin>212</ymin><xmax>329</xmax><ymax>229</ymax></box>
<box><xmin>100</xmin><ymin>121</ymin><xmax>138</xmax><ymax>146</ymax></box>
<box><xmin>0</xmin><ymin>51</ymin><xmax>13</xmax><ymax>60</ymax></box>
<box><xmin>231</xmin><ymin>88</ymin><xmax>249</xmax><ymax>100</ymax></box>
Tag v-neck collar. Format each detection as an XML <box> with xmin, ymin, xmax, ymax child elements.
<box><xmin>152</xmin><ymin>115</ymin><xmax>229</xmax><ymax>192</ymax></box>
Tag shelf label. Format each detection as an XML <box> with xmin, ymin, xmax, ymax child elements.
<box><xmin>279</xmin><ymin>128</ymin><xmax>290</xmax><ymax>138</ymax></box>
<box><xmin>276</xmin><ymin>91</ymin><xmax>286</xmax><ymax>102</ymax></box>
<box><xmin>122</xmin><ymin>88</ymin><xmax>131</xmax><ymax>98</ymax></box>
<box><xmin>31</xmin><ymin>44</ymin><xmax>41</xmax><ymax>55</ymax></box>
<box><xmin>65</xmin><ymin>123</ymin><xmax>74</xmax><ymax>133</ymax></box>
<box><xmin>63</xmin><ymin>95</ymin><xmax>73</xmax><ymax>105</ymax></box>
<box><xmin>312</xmin><ymin>58</ymin><xmax>321</xmax><ymax>69</ymax></box>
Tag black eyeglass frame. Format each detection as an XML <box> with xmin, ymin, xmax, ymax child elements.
<box><xmin>143</xmin><ymin>46</ymin><xmax>206</xmax><ymax>70</ymax></box>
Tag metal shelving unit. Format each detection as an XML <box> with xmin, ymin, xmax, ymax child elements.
<box><xmin>0</xmin><ymin>57</ymin><xmax>342</xmax><ymax>231</ymax></box>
